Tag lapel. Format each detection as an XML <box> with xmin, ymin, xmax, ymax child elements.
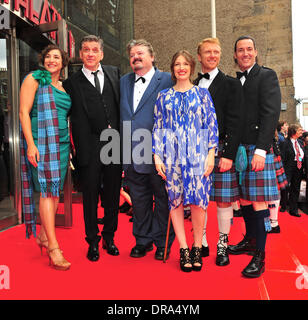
<box><xmin>243</xmin><ymin>63</ymin><xmax>261</xmax><ymax>88</ymax></box>
<box><xmin>102</xmin><ymin>64</ymin><xmax>119</xmax><ymax>105</ymax></box>
<box><xmin>208</xmin><ymin>69</ymin><xmax>224</xmax><ymax>99</ymax></box>
<box><xmin>126</xmin><ymin>73</ymin><xmax>135</xmax><ymax>114</ymax></box>
<box><xmin>134</xmin><ymin>68</ymin><xmax>161</xmax><ymax>114</ymax></box>
<box><xmin>74</xmin><ymin>70</ymin><xmax>92</xmax><ymax>117</ymax></box>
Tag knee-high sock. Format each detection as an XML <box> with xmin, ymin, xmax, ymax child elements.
<box><xmin>254</xmin><ymin>209</ymin><xmax>270</xmax><ymax>251</ymax></box>
<box><xmin>217</xmin><ymin>206</ymin><xmax>233</xmax><ymax>247</ymax></box>
<box><xmin>242</xmin><ymin>205</ymin><xmax>256</xmax><ymax>238</ymax></box>
<box><xmin>202</xmin><ymin>211</ymin><xmax>208</xmax><ymax>247</ymax></box>
<box><xmin>268</xmin><ymin>200</ymin><xmax>280</xmax><ymax>227</ymax></box>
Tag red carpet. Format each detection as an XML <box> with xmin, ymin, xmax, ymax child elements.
<box><xmin>1</xmin><ymin>201</ymin><xmax>308</xmax><ymax>300</ymax></box>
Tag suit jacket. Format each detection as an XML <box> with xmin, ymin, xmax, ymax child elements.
<box><xmin>63</xmin><ymin>64</ymin><xmax>120</xmax><ymax>167</ymax></box>
<box><xmin>240</xmin><ymin>63</ymin><xmax>281</xmax><ymax>152</ymax></box>
<box><xmin>194</xmin><ymin>70</ymin><xmax>244</xmax><ymax>160</ymax></box>
<box><xmin>120</xmin><ymin>68</ymin><xmax>173</xmax><ymax>174</ymax></box>
<box><xmin>280</xmin><ymin>137</ymin><xmax>304</xmax><ymax>179</ymax></box>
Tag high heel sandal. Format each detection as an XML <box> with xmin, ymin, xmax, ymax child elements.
<box><xmin>190</xmin><ymin>246</ymin><xmax>203</xmax><ymax>271</ymax></box>
<box><xmin>47</xmin><ymin>247</ymin><xmax>71</xmax><ymax>271</ymax></box>
<box><xmin>36</xmin><ymin>236</ymin><xmax>48</xmax><ymax>255</ymax></box>
<box><xmin>179</xmin><ymin>248</ymin><xmax>192</xmax><ymax>272</ymax></box>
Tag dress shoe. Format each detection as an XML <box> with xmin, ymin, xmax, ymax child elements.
<box><xmin>130</xmin><ymin>243</ymin><xmax>153</xmax><ymax>258</ymax></box>
<box><xmin>87</xmin><ymin>242</ymin><xmax>100</xmax><ymax>262</ymax></box>
<box><xmin>289</xmin><ymin>211</ymin><xmax>301</xmax><ymax>217</ymax></box>
<box><xmin>216</xmin><ymin>245</ymin><xmax>230</xmax><ymax>266</ymax></box>
<box><xmin>228</xmin><ymin>236</ymin><xmax>256</xmax><ymax>255</ymax></box>
<box><xmin>155</xmin><ymin>247</ymin><xmax>170</xmax><ymax>260</ymax></box>
<box><xmin>268</xmin><ymin>225</ymin><xmax>280</xmax><ymax>233</ymax></box>
<box><xmin>102</xmin><ymin>239</ymin><xmax>119</xmax><ymax>256</ymax></box>
<box><xmin>280</xmin><ymin>206</ymin><xmax>286</xmax><ymax>212</ymax></box>
<box><xmin>242</xmin><ymin>249</ymin><xmax>265</xmax><ymax>278</ymax></box>
<box><xmin>201</xmin><ymin>245</ymin><xmax>209</xmax><ymax>257</ymax></box>
<box><xmin>97</xmin><ymin>217</ymin><xmax>104</xmax><ymax>225</ymax></box>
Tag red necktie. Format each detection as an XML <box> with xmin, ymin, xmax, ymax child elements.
<box><xmin>295</xmin><ymin>140</ymin><xmax>302</xmax><ymax>169</ymax></box>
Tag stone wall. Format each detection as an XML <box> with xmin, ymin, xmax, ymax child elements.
<box><xmin>134</xmin><ymin>0</ymin><xmax>295</xmax><ymax>123</ymax></box>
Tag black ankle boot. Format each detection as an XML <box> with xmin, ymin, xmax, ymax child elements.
<box><xmin>242</xmin><ymin>249</ymin><xmax>265</xmax><ymax>278</ymax></box>
<box><xmin>228</xmin><ymin>235</ymin><xmax>256</xmax><ymax>255</ymax></box>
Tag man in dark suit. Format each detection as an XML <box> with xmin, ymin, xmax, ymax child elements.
<box><xmin>228</xmin><ymin>35</ymin><xmax>281</xmax><ymax>278</ymax></box>
<box><xmin>63</xmin><ymin>35</ymin><xmax>122</xmax><ymax>262</ymax></box>
<box><xmin>120</xmin><ymin>39</ymin><xmax>175</xmax><ymax>260</ymax></box>
<box><xmin>194</xmin><ymin>38</ymin><xmax>243</xmax><ymax>267</ymax></box>
<box><xmin>280</xmin><ymin>124</ymin><xmax>304</xmax><ymax>217</ymax></box>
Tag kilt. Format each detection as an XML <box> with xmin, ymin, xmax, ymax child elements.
<box><xmin>210</xmin><ymin>147</ymin><xmax>240</xmax><ymax>203</ymax></box>
<box><xmin>240</xmin><ymin>145</ymin><xmax>280</xmax><ymax>202</ymax></box>
<box><xmin>274</xmin><ymin>154</ymin><xmax>288</xmax><ymax>190</ymax></box>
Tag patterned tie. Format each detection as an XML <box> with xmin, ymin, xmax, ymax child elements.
<box><xmin>91</xmin><ymin>70</ymin><xmax>101</xmax><ymax>93</ymax></box>
<box><xmin>295</xmin><ymin>140</ymin><xmax>302</xmax><ymax>169</ymax></box>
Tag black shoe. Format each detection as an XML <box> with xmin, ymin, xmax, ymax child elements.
<box><xmin>201</xmin><ymin>245</ymin><xmax>209</xmax><ymax>257</ymax></box>
<box><xmin>242</xmin><ymin>250</ymin><xmax>265</xmax><ymax>278</ymax></box>
<box><xmin>86</xmin><ymin>239</ymin><xmax>100</xmax><ymax>262</ymax></box>
<box><xmin>119</xmin><ymin>202</ymin><xmax>132</xmax><ymax>213</ymax></box>
<box><xmin>216</xmin><ymin>245</ymin><xmax>230</xmax><ymax>266</ymax></box>
<box><xmin>129</xmin><ymin>217</ymin><xmax>133</xmax><ymax>222</ymax></box>
<box><xmin>233</xmin><ymin>209</ymin><xmax>243</xmax><ymax>217</ymax></box>
<box><xmin>267</xmin><ymin>225</ymin><xmax>280</xmax><ymax>233</ymax></box>
<box><xmin>155</xmin><ymin>247</ymin><xmax>170</xmax><ymax>260</ymax></box>
<box><xmin>97</xmin><ymin>217</ymin><xmax>104</xmax><ymax>225</ymax></box>
<box><xmin>190</xmin><ymin>246</ymin><xmax>203</xmax><ymax>271</ymax></box>
<box><xmin>280</xmin><ymin>206</ymin><xmax>286</xmax><ymax>212</ymax></box>
<box><xmin>102</xmin><ymin>239</ymin><xmax>119</xmax><ymax>256</ymax></box>
<box><xmin>180</xmin><ymin>248</ymin><xmax>192</xmax><ymax>272</ymax></box>
<box><xmin>228</xmin><ymin>236</ymin><xmax>256</xmax><ymax>255</ymax></box>
<box><xmin>130</xmin><ymin>243</ymin><xmax>153</xmax><ymax>258</ymax></box>
<box><xmin>289</xmin><ymin>211</ymin><xmax>301</xmax><ymax>217</ymax></box>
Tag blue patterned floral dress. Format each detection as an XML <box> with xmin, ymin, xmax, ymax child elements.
<box><xmin>152</xmin><ymin>85</ymin><xmax>218</xmax><ymax>211</ymax></box>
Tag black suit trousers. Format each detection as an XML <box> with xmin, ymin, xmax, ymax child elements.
<box><xmin>79</xmin><ymin>140</ymin><xmax>122</xmax><ymax>243</ymax></box>
<box><xmin>283</xmin><ymin>161</ymin><xmax>303</xmax><ymax>213</ymax></box>
<box><xmin>124</xmin><ymin>165</ymin><xmax>175</xmax><ymax>248</ymax></box>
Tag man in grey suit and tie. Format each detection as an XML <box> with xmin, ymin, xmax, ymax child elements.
<box><xmin>120</xmin><ymin>39</ymin><xmax>175</xmax><ymax>259</ymax></box>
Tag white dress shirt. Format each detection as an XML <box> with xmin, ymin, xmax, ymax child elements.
<box><xmin>133</xmin><ymin>67</ymin><xmax>155</xmax><ymax>112</ymax></box>
<box><xmin>198</xmin><ymin>67</ymin><xmax>219</xmax><ymax>89</ymax></box>
<box><xmin>82</xmin><ymin>64</ymin><xmax>104</xmax><ymax>93</ymax></box>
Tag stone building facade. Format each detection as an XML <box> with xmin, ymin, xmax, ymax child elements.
<box><xmin>134</xmin><ymin>0</ymin><xmax>295</xmax><ymax>123</ymax></box>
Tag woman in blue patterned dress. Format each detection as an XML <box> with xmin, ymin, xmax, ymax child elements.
<box><xmin>153</xmin><ymin>50</ymin><xmax>218</xmax><ymax>272</ymax></box>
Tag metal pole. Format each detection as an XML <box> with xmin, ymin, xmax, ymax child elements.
<box><xmin>211</xmin><ymin>0</ymin><xmax>216</xmax><ymax>38</ymax></box>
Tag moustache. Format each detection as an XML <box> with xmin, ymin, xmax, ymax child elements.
<box><xmin>133</xmin><ymin>58</ymin><xmax>142</xmax><ymax>64</ymax></box>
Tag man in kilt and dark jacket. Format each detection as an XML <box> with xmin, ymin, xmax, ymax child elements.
<box><xmin>228</xmin><ymin>36</ymin><xmax>281</xmax><ymax>278</ymax></box>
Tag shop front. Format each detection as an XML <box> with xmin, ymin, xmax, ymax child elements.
<box><xmin>0</xmin><ymin>0</ymin><xmax>133</xmax><ymax>232</ymax></box>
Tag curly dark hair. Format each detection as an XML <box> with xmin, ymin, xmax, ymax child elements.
<box><xmin>38</xmin><ymin>44</ymin><xmax>69</xmax><ymax>70</ymax></box>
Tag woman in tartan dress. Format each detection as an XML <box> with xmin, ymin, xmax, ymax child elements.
<box><xmin>19</xmin><ymin>45</ymin><xmax>71</xmax><ymax>271</ymax></box>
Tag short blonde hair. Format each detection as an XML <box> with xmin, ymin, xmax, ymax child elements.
<box><xmin>197</xmin><ymin>38</ymin><xmax>221</xmax><ymax>55</ymax></box>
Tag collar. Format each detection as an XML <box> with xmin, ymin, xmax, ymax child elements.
<box><xmin>239</xmin><ymin>63</ymin><xmax>255</xmax><ymax>76</ymax></box>
<box><xmin>135</xmin><ymin>67</ymin><xmax>155</xmax><ymax>83</ymax></box>
<box><xmin>82</xmin><ymin>64</ymin><xmax>103</xmax><ymax>77</ymax></box>
<box><xmin>201</xmin><ymin>67</ymin><xmax>219</xmax><ymax>80</ymax></box>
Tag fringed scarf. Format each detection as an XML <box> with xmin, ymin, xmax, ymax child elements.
<box><xmin>20</xmin><ymin>70</ymin><xmax>61</xmax><ymax>238</ymax></box>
